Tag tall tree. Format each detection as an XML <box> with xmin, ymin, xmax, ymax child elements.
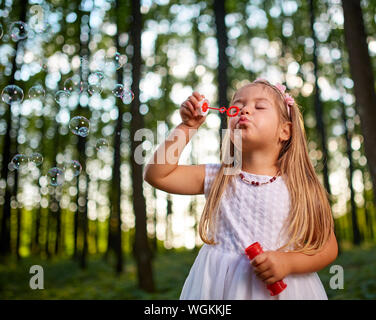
<box><xmin>106</xmin><ymin>0</ymin><xmax>129</xmax><ymax>273</ymax></box>
<box><xmin>213</xmin><ymin>0</ymin><xmax>230</xmax><ymax>147</ymax></box>
<box><xmin>309</xmin><ymin>0</ymin><xmax>333</xmax><ymax>198</ymax></box>
<box><xmin>342</xmin><ymin>0</ymin><xmax>376</xmax><ymax>209</ymax></box>
<box><xmin>129</xmin><ymin>0</ymin><xmax>155</xmax><ymax>292</ymax></box>
<box><xmin>77</xmin><ymin>11</ymin><xmax>91</xmax><ymax>270</ymax></box>
<box><xmin>0</xmin><ymin>0</ymin><xmax>28</xmax><ymax>258</ymax></box>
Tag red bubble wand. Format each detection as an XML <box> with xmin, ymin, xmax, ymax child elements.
<box><xmin>197</xmin><ymin>99</ymin><xmax>239</xmax><ymax>117</ymax></box>
<box><xmin>245</xmin><ymin>242</ymin><xmax>287</xmax><ymax>296</ymax></box>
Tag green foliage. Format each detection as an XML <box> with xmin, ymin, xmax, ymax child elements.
<box><xmin>318</xmin><ymin>242</ymin><xmax>376</xmax><ymax>299</ymax></box>
<box><xmin>1</xmin><ymin>244</ymin><xmax>375</xmax><ymax>299</ymax></box>
<box><xmin>0</xmin><ymin>248</ymin><xmax>199</xmax><ymax>299</ymax></box>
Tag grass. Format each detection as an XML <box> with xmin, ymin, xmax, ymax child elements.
<box><xmin>0</xmin><ymin>242</ymin><xmax>375</xmax><ymax>299</ymax></box>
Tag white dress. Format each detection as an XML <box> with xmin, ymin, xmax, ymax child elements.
<box><xmin>180</xmin><ymin>163</ymin><xmax>328</xmax><ymax>300</ymax></box>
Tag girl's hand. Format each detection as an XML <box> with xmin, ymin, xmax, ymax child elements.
<box><xmin>180</xmin><ymin>91</ymin><xmax>207</xmax><ymax>129</ymax></box>
<box><xmin>251</xmin><ymin>251</ymin><xmax>291</xmax><ymax>285</ymax></box>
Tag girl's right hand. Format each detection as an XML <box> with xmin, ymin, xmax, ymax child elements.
<box><xmin>180</xmin><ymin>91</ymin><xmax>207</xmax><ymax>129</ymax></box>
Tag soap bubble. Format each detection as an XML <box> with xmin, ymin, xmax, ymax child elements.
<box><xmin>106</xmin><ymin>52</ymin><xmax>127</xmax><ymax>70</ymax></box>
<box><xmin>88</xmin><ymin>73</ymin><xmax>101</xmax><ymax>85</ymax></box>
<box><xmin>30</xmin><ymin>152</ymin><xmax>43</xmax><ymax>166</ymax></box>
<box><xmin>1</xmin><ymin>85</ymin><xmax>24</xmax><ymax>104</ymax></box>
<box><xmin>69</xmin><ymin>116</ymin><xmax>90</xmax><ymax>137</ymax></box>
<box><xmin>28</xmin><ymin>84</ymin><xmax>45</xmax><ymax>99</ymax></box>
<box><xmin>112</xmin><ymin>84</ymin><xmax>124</xmax><ymax>98</ymax></box>
<box><xmin>11</xmin><ymin>154</ymin><xmax>29</xmax><ymax>169</ymax></box>
<box><xmin>68</xmin><ymin>160</ymin><xmax>82</xmax><ymax>177</ymax></box>
<box><xmin>95</xmin><ymin>71</ymin><xmax>104</xmax><ymax>80</ymax></box>
<box><xmin>47</xmin><ymin>167</ymin><xmax>65</xmax><ymax>186</ymax></box>
<box><xmin>88</xmin><ymin>84</ymin><xmax>102</xmax><ymax>95</ymax></box>
<box><xmin>96</xmin><ymin>138</ymin><xmax>108</xmax><ymax>151</ymax></box>
<box><xmin>64</xmin><ymin>75</ymin><xmax>84</xmax><ymax>93</ymax></box>
<box><xmin>10</xmin><ymin>21</ymin><xmax>29</xmax><ymax>41</ymax></box>
<box><xmin>55</xmin><ymin>90</ymin><xmax>70</xmax><ymax>107</ymax></box>
<box><xmin>122</xmin><ymin>89</ymin><xmax>134</xmax><ymax>104</ymax></box>
<box><xmin>0</xmin><ymin>23</ymin><xmax>3</xmax><ymax>39</ymax></box>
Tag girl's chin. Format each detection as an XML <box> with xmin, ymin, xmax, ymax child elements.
<box><xmin>234</xmin><ymin>122</ymin><xmax>251</xmax><ymax>129</ymax></box>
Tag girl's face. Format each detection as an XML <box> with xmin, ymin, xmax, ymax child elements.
<box><xmin>229</xmin><ymin>84</ymin><xmax>283</xmax><ymax>152</ymax></box>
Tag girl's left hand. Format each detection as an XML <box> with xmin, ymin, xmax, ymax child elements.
<box><xmin>251</xmin><ymin>251</ymin><xmax>291</xmax><ymax>285</ymax></box>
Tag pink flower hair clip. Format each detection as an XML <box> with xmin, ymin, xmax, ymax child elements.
<box><xmin>254</xmin><ymin>78</ymin><xmax>294</xmax><ymax>117</ymax></box>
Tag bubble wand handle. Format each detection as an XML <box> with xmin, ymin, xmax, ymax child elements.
<box><xmin>245</xmin><ymin>242</ymin><xmax>287</xmax><ymax>296</ymax></box>
<box><xmin>197</xmin><ymin>99</ymin><xmax>239</xmax><ymax>117</ymax></box>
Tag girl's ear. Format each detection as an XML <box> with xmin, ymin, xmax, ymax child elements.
<box><xmin>279</xmin><ymin>121</ymin><xmax>292</xmax><ymax>142</ymax></box>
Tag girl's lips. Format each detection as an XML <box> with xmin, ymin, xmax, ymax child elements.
<box><xmin>238</xmin><ymin>117</ymin><xmax>250</xmax><ymax>125</ymax></box>
<box><xmin>238</xmin><ymin>116</ymin><xmax>250</xmax><ymax>123</ymax></box>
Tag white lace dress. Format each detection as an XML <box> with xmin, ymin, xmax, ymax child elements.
<box><xmin>179</xmin><ymin>163</ymin><xmax>328</xmax><ymax>300</ymax></box>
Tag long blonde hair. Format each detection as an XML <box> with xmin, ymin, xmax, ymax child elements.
<box><xmin>199</xmin><ymin>79</ymin><xmax>334</xmax><ymax>255</ymax></box>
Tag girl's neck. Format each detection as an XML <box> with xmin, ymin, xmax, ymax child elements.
<box><xmin>241</xmin><ymin>162</ymin><xmax>280</xmax><ymax>176</ymax></box>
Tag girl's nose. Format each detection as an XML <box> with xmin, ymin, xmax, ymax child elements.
<box><xmin>240</xmin><ymin>106</ymin><xmax>250</xmax><ymax>115</ymax></box>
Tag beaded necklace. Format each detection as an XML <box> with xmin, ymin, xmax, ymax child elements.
<box><xmin>239</xmin><ymin>170</ymin><xmax>281</xmax><ymax>186</ymax></box>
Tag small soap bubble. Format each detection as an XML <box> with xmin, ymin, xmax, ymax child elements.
<box><xmin>69</xmin><ymin>116</ymin><xmax>90</xmax><ymax>137</ymax></box>
<box><xmin>1</xmin><ymin>85</ymin><xmax>24</xmax><ymax>104</ymax></box>
<box><xmin>106</xmin><ymin>52</ymin><xmax>127</xmax><ymax>70</ymax></box>
<box><xmin>88</xmin><ymin>84</ymin><xmax>102</xmax><ymax>95</ymax></box>
<box><xmin>11</xmin><ymin>154</ymin><xmax>29</xmax><ymax>169</ymax></box>
<box><xmin>112</xmin><ymin>84</ymin><xmax>124</xmax><ymax>98</ymax></box>
<box><xmin>47</xmin><ymin>167</ymin><xmax>65</xmax><ymax>186</ymax></box>
<box><xmin>28</xmin><ymin>84</ymin><xmax>45</xmax><ymax>99</ymax></box>
<box><xmin>88</xmin><ymin>73</ymin><xmax>101</xmax><ymax>85</ymax></box>
<box><xmin>55</xmin><ymin>90</ymin><xmax>70</xmax><ymax>106</ymax></box>
<box><xmin>30</xmin><ymin>152</ymin><xmax>43</xmax><ymax>166</ymax></box>
<box><xmin>95</xmin><ymin>71</ymin><xmax>104</xmax><ymax>80</ymax></box>
<box><xmin>64</xmin><ymin>75</ymin><xmax>83</xmax><ymax>93</ymax></box>
<box><xmin>68</xmin><ymin>160</ymin><xmax>82</xmax><ymax>176</ymax></box>
<box><xmin>0</xmin><ymin>23</ymin><xmax>3</xmax><ymax>39</ymax></box>
<box><xmin>10</xmin><ymin>21</ymin><xmax>29</xmax><ymax>41</ymax></box>
<box><xmin>96</xmin><ymin>138</ymin><xmax>108</xmax><ymax>151</ymax></box>
<box><xmin>122</xmin><ymin>89</ymin><xmax>134</xmax><ymax>104</ymax></box>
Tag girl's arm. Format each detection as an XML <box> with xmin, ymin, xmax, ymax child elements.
<box><xmin>144</xmin><ymin>92</ymin><xmax>207</xmax><ymax>195</ymax></box>
<box><xmin>286</xmin><ymin>229</ymin><xmax>338</xmax><ymax>274</ymax></box>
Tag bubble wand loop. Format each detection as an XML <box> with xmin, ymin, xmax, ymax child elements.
<box><xmin>197</xmin><ymin>99</ymin><xmax>239</xmax><ymax>117</ymax></box>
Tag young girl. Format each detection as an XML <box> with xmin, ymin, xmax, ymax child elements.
<box><xmin>144</xmin><ymin>78</ymin><xmax>338</xmax><ymax>300</ymax></box>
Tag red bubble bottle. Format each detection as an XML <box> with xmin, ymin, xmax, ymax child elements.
<box><xmin>245</xmin><ymin>242</ymin><xmax>287</xmax><ymax>296</ymax></box>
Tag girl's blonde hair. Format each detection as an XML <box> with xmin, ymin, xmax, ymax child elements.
<box><xmin>199</xmin><ymin>79</ymin><xmax>334</xmax><ymax>255</ymax></box>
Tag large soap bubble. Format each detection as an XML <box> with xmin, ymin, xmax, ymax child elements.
<box><xmin>30</xmin><ymin>152</ymin><xmax>43</xmax><ymax>166</ymax></box>
<box><xmin>96</xmin><ymin>138</ymin><xmax>108</xmax><ymax>151</ymax></box>
<box><xmin>55</xmin><ymin>90</ymin><xmax>70</xmax><ymax>106</ymax></box>
<box><xmin>11</xmin><ymin>154</ymin><xmax>29</xmax><ymax>169</ymax></box>
<box><xmin>64</xmin><ymin>75</ymin><xmax>84</xmax><ymax>93</ymax></box>
<box><xmin>10</xmin><ymin>21</ymin><xmax>29</xmax><ymax>41</ymax></box>
<box><xmin>28</xmin><ymin>84</ymin><xmax>45</xmax><ymax>99</ymax></box>
<box><xmin>122</xmin><ymin>89</ymin><xmax>134</xmax><ymax>104</ymax></box>
<box><xmin>1</xmin><ymin>85</ymin><xmax>24</xmax><ymax>104</ymax></box>
<box><xmin>69</xmin><ymin>116</ymin><xmax>90</xmax><ymax>137</ymax></box>
<box><xmin>47</xmin><ymin>167</ymin><xmax>65</xmax><ymax>186</ymax></box>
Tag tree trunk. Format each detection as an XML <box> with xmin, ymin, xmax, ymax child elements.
<box><xmin>130</xmin><ymin>0</ymin><xmax>155</xmax><ymax>292</ymax></box>
<box><xmin>309</xmin><ymin>0</ymin><xmax>332</xmax><ymax>197</ymax></box>
<box><xmin>107</xmin><ymin>0</ymin><xmax>127</xmax><ymax>274</ymax></box>
<box><xmin>0</xmin><ymin>0</ymin><xmax>28</xmax><ymax>258</ymax></box>
<box><xmin>213</xmin><ymin>0</ymin><xmax>230</xmax><ymax>147</ymax></box>
<box><xmin>341</xmin><ymin>0</ymin><xmax>376</xmax><ymax>207</ymax></box>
